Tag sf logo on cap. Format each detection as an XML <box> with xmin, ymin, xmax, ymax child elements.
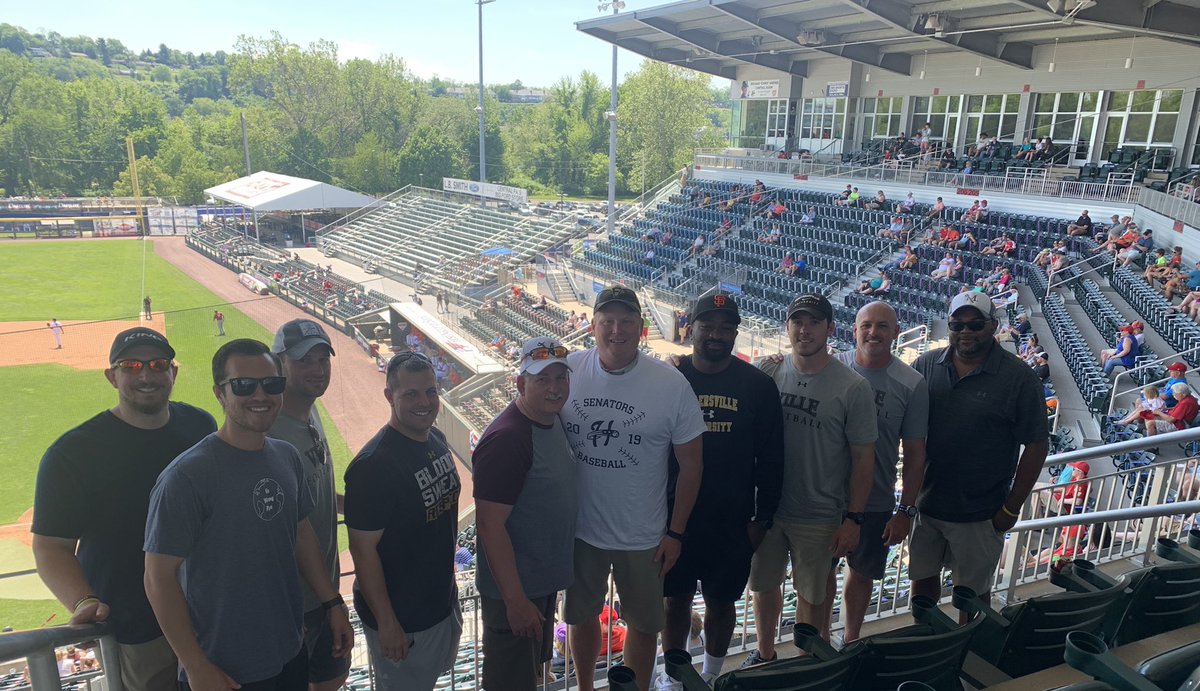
<box><xmin>712</xmin><ymin>295</ymin><xmax>727</xmax><ymax>307</ymax></box>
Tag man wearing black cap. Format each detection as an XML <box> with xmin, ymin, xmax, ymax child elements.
<box><xmin>269</xmin><ymin>319</ymin><xmax>346</xmax><ymax>691</ymax></box>
<box><xmin>659</xmin><ymin>294</ymin><xmax>784</xmax><ymax>687</ymax></box>
<box><xmin>745</xmin><ymin>294</ymin><xmax>877</xmax><ymax>663</ymax></box>
<box><xmin>33</xmin><ymin>328</ymin><xmax>216</xmax><ymax>691</ymax></box>
<box><xmin>909</xmin><ymin>292</ymin><xmax>1048</xmax><ymax>616</ymax></box>
<box><xmin>559</xmin><ymin>285</ymin><xmax>706</xmax><ymax>691</ymax></box>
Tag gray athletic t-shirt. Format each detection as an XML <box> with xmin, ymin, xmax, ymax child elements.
<box><xmin>268</xmin><ymin>410</ymin><xmax>339</xmax><ymax>614</ymax></box>
<box><xmin>757</xmin><ymin>356</ymin><xmax>878</xmax><ymax>523</ymax></box>
<box><xmin>145</xmin><ymin>434</ymin><xmax>313</xmax><ymax>684</ymax></box>
<box><xmin>835</xmin><ymin>352</ymin><xmax>930</xmax><ymax>511</ymax></box>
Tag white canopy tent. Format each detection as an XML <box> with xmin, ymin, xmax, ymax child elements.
<box><xmin>204</xmin><ymin>171</ymin><xmax>379</xmax><ymax>240</ymax></box>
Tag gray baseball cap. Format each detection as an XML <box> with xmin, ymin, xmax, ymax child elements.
<box><xmin>272</xmin><ymin>319</ymin><xmax>335</xmax><ymax>358</ymax></box>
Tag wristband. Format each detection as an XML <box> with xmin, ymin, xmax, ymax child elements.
<box><xmin>321</xmin><ymin>594</ymin><xmax>346</xmax><ymax>611</ymax></box>
<box><xmin>665</xmin><ymin>529</ymin><xmax>686</xmax><ymax>542</ymax></box>
<box><xmin>1001</xmin><ymin>504</ymin><xmax>1020</xmax><ymax>518</ymax></box>
<box><xmin>73</xmin><ymin>595</ymin><xmax>99</xmax><ymax>612</ymax></box>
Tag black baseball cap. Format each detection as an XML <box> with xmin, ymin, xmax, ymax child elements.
<box><xmin>110</xmin><ymin>327</ymin><xmax>175</xmax><ymax>364</ymax></box>
<box><xmin>692</xmin><ymin>294</ymin><xmax>741</xmax><ymax>325</ymax></box>
<box><xmin>787</xmin><ymin>294</ymin><xmax>833</xmax><ymax>322</ymax></box>
<box><xmin>272</xmin><ymin>319</ymin><xmax>336</xmax><ymax>359</ymax></box>
<box><xmin>595</xmin><ymin>285</ymin><xmax>641</xmax><ymax>313</ymax></box>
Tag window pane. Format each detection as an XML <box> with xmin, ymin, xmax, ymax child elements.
<box><xmin>1153</xmin><ymin>114</ymin><xmax>1177</xmax><ymax>143</ymax></box>
<box><xmin>875</xmin><ymin>117</ymin><xmax>889</xmax><ymax>136</ymax></box>
<box><xmin>1131</xmin><ymin>90</ymin><xmax>1155</xmax><ymax>112</ymax></box>
<box><xmin>1109</xmin><ymin>91</ymin><xmax>1130</xmax><ymax>111</ymax></box>
<box><xmin>863</xmin><ymin>97</ymin><xmax>875</xmax><ymax>112</ymax></box>
<box><xmin>1053</xmin><ymin>120</ymin><xmax>1074</xmax><ymax>141</ymax></box>
<box><xmin>931</xmin><ymin>115</ymin><xmax>946</xmax><ymax>137</ymax></box>
<box><xmin>982</xmin><ymin>115</ymin><xmax>1000</xmax><ymax>135</ymax></box>
<box><xmin>1082</xmin><ymin>91</ymin><xmax>1098</xmax><ymax>111</ymax></box>
<box><xmin>1125</xmin><ymin>114</ymin><xmax>1152</xmax><ymax>142</ymax></box>
<box><xmin>968</xmin><ymin>95</ymin><xmax>983</xmax><ymax>112</ymax></box>
<box><xmin>1005</xmin><ymin>95</ymin><xmax>1020</xmax><ymax>113</ymax></box>
<box><xmin>836</xmin><ymin>98</ymin><xmax>846</xmax><ymax>114</ymax></box>
<box><xmin>1058</xmin><ymin>92</ymin><xmax>1079</xmax><ymax>112</ymax></box>
<box><xmin>984</xmin><ymin>96</ymin><xmax>1002</xmax><ymax>114</ymax></box>
<box><xmin>1160</xmin><ymin>89</ymin><xmax>1182</xmax><ymax>113</ymax></box>
<box><xmin>944</xmin><ymin>120</ymin><xmax>957</xmax><ymax>145</ymax></box>
<box><xmin>890</xmin><ymin>96</ymin><xmax>902</xmax><ymax>111</ymax></box>
<box><xmin>948</xmin><ymin>95</ymin><xmax>961</xmax><ymax>110</ymax></box>
<box><xmin>1035</xmin><ymin>93</ymin><xmax>1056</xmax><ymax>111</ymax></box>
<box><xmin>1034</xmin><ymin>114</ymin><xmax>1053</xmax><ymax>136</ymax></box>
<box><xmin>1000</xmin><ymin>115</ymin><xmax>1017</xmax><ymax>139</ymax></box>
<box><xmin>803</xmin><ymin>100</ymin><xmax>814</xmax><ymax>114</ymax></box>
<box><xmin>912</xmin><ymin>96</ymin><xmax>927</xmax><ymax>114</ymax></box>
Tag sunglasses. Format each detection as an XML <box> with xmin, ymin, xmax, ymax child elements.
<box><xmin>219</xmin><ymin>376</ymin><xmax>287</xmax><ymax>396</ymax></box>
<box><xmin>524</xmin><ymin>345</ymin><xmax>569</xmax><ymax>361</ymax></box>
<box><xmin>113</xmin><ymin>358</ymin><xmax>173</xmax><ymax>372</ymax></box>
<box><xmin>386</xmin><ymin>350</ymin><xmax>432</xmax><ymax>375</ymax></box>
<box><xmin>948</xmin><ymin>320</ymin><xmax>990</xmax><ymax>332</ymax></box>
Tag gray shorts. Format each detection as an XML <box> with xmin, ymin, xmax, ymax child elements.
<box><xmin>364</xmin><ymin>607</ymin><xmax>463</xmax><ymax>691</ymax></box>
<box><xmin>846</xmin><ymin>511</ymin><xmax>894</xmax><ymax>581</ymax></box>
<box><xmin>747</xmin><ymin>520</ymin><xmax>840</xmax><ymax>605</ymax></box>
<box><xmin>564</xmin><ymin>539</ymin><xmax>664</xmax><ymax>634</ymax></box>
<box><xmin>117</xmin><ymin>636</ymin><xmax>177</xmax><ymax>691</ymax></box>
<box><xmin>908</xmin><ymin>514</ymin><xmax>1005</xmax><ymax>595</ymax></box>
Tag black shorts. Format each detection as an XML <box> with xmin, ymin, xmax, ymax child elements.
<box><xmin>663</xmin><ymin>521</ymin><xmax>754</xmax><ymax>603</ymax></box>
<box><xmin>303</xmin><ymin>607</ymin><xmax>351</xmax><ymax>684</ymax></box>
<box><xmin>845</xmin><ymin>511</ymin><xmax>894</xmax><ymax>580</ymax></box>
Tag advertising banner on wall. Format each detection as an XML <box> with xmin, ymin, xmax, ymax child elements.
<box><xmin>731</xmin><ymin>79</ymin><xmax>781</xmax><ymax>99</ymax></box>
<box><xmin>442</xmin><ymin>178</ymin><xmax>529</xmax><ymax>204</ymax></box>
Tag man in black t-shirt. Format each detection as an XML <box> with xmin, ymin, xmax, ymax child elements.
<box><xmin>32</xmin><ymin>327</ymin><xmax>216</xmax><ymax>691</ymax></box>
<box><xmin>345</xmin><ymin>351</ymin><xmax>462</xmax><ymax>690</ymax></box>
<box><xmin>661</xmin><ymin>295</ymin><xmax>784</xmax><ymax>687</ymax></box>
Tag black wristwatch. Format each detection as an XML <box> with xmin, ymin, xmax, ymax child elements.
<box><xmin>843</xmin><ymin>511</ymin><xmax>866</xmax><ymax>526</ymax></box>
<box><xmin>896</xmin><ymin>503</ymin><xmax>918</xmax><ymax>518</ymax></box>
<box><xmin>665</xmin><ymin>529</ymin><xmax>686</xmax><ymax>542</ymax></box>
<box><xmin>321</xmin><ymin>594</ymin><xmax>346</xmax><ymax>612</ymax></box>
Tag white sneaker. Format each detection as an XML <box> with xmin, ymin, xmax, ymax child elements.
<box><xmin>700</xmin><ymin>671</ymin><xmax>717</xmax><ymax>687</ymax></box>
<box><xmin>654</xmin><ymin>671</ymin><xmax>682</xmax><ymax>691</ymax></box>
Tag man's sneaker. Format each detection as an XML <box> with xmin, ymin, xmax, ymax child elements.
<box><xmin>740</xmin><ymin>649</ymin><xmax>778</xmax><ymax>668</ymax></box>
<box><xmin>653</xmin><ymin>670</ymin><xmax>682</xmax><ymax>691</ymax></box>
<box><xmin>700</xmin><ymin>671</ymin><xmax>717</xmax><ymax>687</ymax></box>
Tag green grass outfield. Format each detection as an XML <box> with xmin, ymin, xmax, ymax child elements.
<box><xmin>0</xmin><ymin>239</ymin><xmax>353</xmax><ymax>630</ymax></box>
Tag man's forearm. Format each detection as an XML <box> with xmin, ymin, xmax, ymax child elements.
<box><xmin>32</xmin><ymin>538</ymin><xmax>92</xmax><ymax>610</ymax></box>
<box><xmin>296</xmin><ymin>521</ymin><xmax>338</xmax><ymax>603</ymax></box>
<box><xmin>898</xmin><ymin>439</ymin><xmax>927</xmax><ymax>507</ymax></box>
<box><xmin>348</xmin><ymin>543</ymin><xmax>399</xmax><ymax>629</ymax></box>
<box><xmin>847</xmin><ymin>445</ymin><xmax>875</xmax><ymax>513</ymax></box>
<box><xmin>144</xmin><ymin>561</ymin><xmax>209</xmax><ymax>671</ymax></box>
<box><xmin>669</xmin><ymin>454</ymin><xmax>703</xmax><ymax>534</ymax></box>
<box><xmin>1006</xmin><ymin>441</ymin><xmax>1050</xmax><ymax>510</ymax></box>
<box><xmin>476</xmin><ymin>521</ymin><xmax>526</xmax><ymax>604</ymax></box>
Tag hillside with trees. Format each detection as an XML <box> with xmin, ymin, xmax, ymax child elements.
<box><xmin>0</xmin><ymin>24</ymin><xmax>727</xmax><ymax>203</ymax></box>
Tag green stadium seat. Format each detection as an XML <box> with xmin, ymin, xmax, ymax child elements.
<box><xmin>1054</xmin><ymin>558</ymin><xmax>1200</xmax><ymax>646</ymax></box>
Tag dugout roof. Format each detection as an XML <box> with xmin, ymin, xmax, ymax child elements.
<box><xmin>205</xmin><ymin>171</ymin><xmax>379</xmax><ymax>212</ymax></box>
<box><xmin>576</xmin><ymin>0</ymin><xmax>1200</xmax><ymax>79</ymax></box>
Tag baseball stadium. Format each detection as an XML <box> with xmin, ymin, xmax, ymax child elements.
<box><xmin>4</xmin><ymin>0</ymin><xmax>1200</xmax><ymax>689</ymax></box>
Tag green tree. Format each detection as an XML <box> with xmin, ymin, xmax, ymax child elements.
<box><xmin>335</xmin><ymin>132</ymin><xmax>396</xmax><ymax>195</ymax></box>
<box><xmin>394</xmin><ymin>125</ymin><xmax>467</xmax><ymax>187</ymax></box>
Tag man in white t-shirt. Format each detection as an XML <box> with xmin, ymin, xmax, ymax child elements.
<box><xmin>560</xmin><ymin>285</ymin><xmax>706</xmax><ymax>691</ymax></box>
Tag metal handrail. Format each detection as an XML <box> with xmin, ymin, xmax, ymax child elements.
<box><xmin>0</xmin><ymin>624</ymin><xmax>124</xmax><ymax>691</ymax></box>
<box><xmin>1108</xmin><ymin>349</ymin><xmax>1200</xmax><ymax>413</ymax></box>
<box><xmin>1018</xmin><ymin>500</ymin><xmax>1200</xmax><ymax>532</ymax></box>
<box><xmin>1044</xmin><ymin>258</ymin><xmax>1111</xmax><ymax>300</ymax></box>
<box><xmin>1047</xmin><ymin>425</ymin><xmax>1200</xmax><ymax>466</ymax></box>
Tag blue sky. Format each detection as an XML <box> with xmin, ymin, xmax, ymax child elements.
<box><xmin>6</xmin><ymin>0</ymin><xmax>676</xmax><ymax>88</ymax></box>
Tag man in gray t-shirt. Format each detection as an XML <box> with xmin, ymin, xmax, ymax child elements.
<box><xmin>745</xmin><ymin>295</ymin><xmax>877</xmax><ymax>664</ymax></box>
<box><xmin>269</xmin><ymin>319</ymin><xmax>347</xmax><ymax>691</ymax></box>
<box><xmin>831</xmin><ymin>302</ymin><xmax>928</xmax><ymax>642</ymax></box>
<box><xmin>144</xmin><ymin>339</ymin><xmax>352</xmax><ymax>688</ymax></box>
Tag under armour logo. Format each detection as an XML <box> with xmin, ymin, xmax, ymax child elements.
<box><xmin>704</xmin><ymin>409</ymin><xmax>716</xmax><ymax>420</ymax></box>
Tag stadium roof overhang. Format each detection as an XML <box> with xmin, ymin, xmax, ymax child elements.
<box><xmin>576</xmin><ymin>0</ymin><xmax>1200</xmax><ymax>80</ymax></box>
<box><xmin>204</xmin><ymin>171</ymin><xmax>379</xmax><ymax>213</ymax></box>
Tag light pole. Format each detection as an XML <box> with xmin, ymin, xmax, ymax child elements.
<box><xmin>599</xmin><ymin>1</ymin><xmax>624</xmax><ymax>237</ymax></box>
<box><xmin>477</xmin><ymin>0</ymin><xmax>496</xmax><ymax>208</ymax></box>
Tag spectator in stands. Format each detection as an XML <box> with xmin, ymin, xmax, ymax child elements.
<box><xmin>962</xmin><ymin>201</ymin><xmax>981</xmax><ymax>224</ymax></box>
<box><xmin>145</xmin><ymin>339</ymin><xmax>352</xmax><ymax>689</ymax></box>
<box><xmin>268</xmin><ymin>321</ymin><xmax>347</xmax><ymax>691</ymax></box>
<box><xmin>578</xmin><ymin>313</ymin><xmax>591</xmax><ymax>331</ymax></box>
<box><xmin>976</xmin><ymin>200</ymin><xmax>990</xmax><ymax>222</ymax></box>
<box><xmin>533</xmin><ymin>295</ymin><xmax>549</xmax><ymax>310</ymax></box>
<box><xmin>1016</xmin><ymin>137</ymin><xmax>1033</xmax><ymax>159</ymax></box>
<box><xmin>925</xmin><ymin>197</ymin><xmax>946</xmax><ymax>223</ymax></box>
<box><xmin>1129</xmin><ymin>320</ymin><xmax>1146</xmax><ymax>349</ymax></box>
<box><xmin>1113</xmin><ymin>384</ymin><xmax>1168</xmax><ymax>428</ymax></box>
<box><xmin>882</xmin><ymin>246</ymin><xmax>915</xmax><ymax>273</ymax></box>
<box><xmin>344</xmin><ymin>351</ymin><xmax>461</xmax><ymax>689</ymax></box>
<box><xmin>980</xmin><ymin>233</ymin><xmax>1013</xmax><ymax>257</ymax></box>
<box><xmin>910</xmin><ymin>292</ymin><xmax>1049</xmax><ymax>618</ymax></box>
<box><xmin>1066</xmin><ymin>210</ymin><xmax>1093</xmax><ymax>236</ymax></box>
<box><xmin>968</xmin><ymin>133</ymin><xmax>990</xmax><ymax>158</ymax></box>
<box><xmin>703</xmin><ymin>238</ymin><xmax>722</xmax><ymax>257</ymax></box>
<box><xmin>472</xmin><ymin>338</ymin><xmax>575</xmax><ymax>691</ymax></box>
<box><xmin>767</xmin><ymin>199</ymin><xmax>787</xmax><ymax>219</ymax></box>
<box><xmin>641</xmin><ymin>226</ymin><xmax>660</xmax><ymax>242</ymax></box>
<box><xmin>799</xmin><ymin>206</ymin><xmax>817</xmax><ymax>224</ymax></box>
<box><xmin>822</xmin><ymin>302</ymin><xmax>929</xmax><ymax>642</ymax></box>
<box><xmin>1162</xmin><ymin>362</ymin><xmax>1190</xmax><ymax>407</ymax></box>
<box><xmin>1168</xmin><ymin>288</ymin><xmax>1200</xmax><ymax>321</ymax></box>
<box><xmin>834</xmin><ymin>184</ymin><xmax>853</xmax><ymax>204</ymax></box>
<box><xmin>1100</xmin><ymin>325</ymin><xmax>1140</xmax><ymax>375</ymax></box>
<box><xmin>879</xmin><ymin>216</ymin><xmax>910</xmax><ymax>243</ymax></box>
<box><xmin>1164</xmin><ymin>259</ymin><xmax>1200</xmax><ymax>302</ymax></box>
<box><xmin>643</xmin><ymin>248</ymin><xmax>656</xmax><ymax>265</ymax></box>
<box><xmin>660</xmin><ymin>295</ymin><xmax>784</xmax><ymax>687</ymax></box>
<box><xmin>895</xmin><ymin>192</ymin><xmax>916</xmax><ymax>214</ymax></box>
<box><xmin>961</xmin><ymin>161</ymin><xmax>974</xmax><ymax>175</ymax></box>
<box><xmin>1147</xmin><ymin>246</ymin><xmax>1184</xmax><ymax>285</ymax></box>
<box><xmin>931</xmin><ymin>253</ymin><xmax>956</xmax><ymax>280</ymax></box>
<box><xmin>691</xmin><ymin>233</ymin><xmax>706</xmax><ymax>257</ymax></box>
<box><xmin>997</xmin><ymin>313</ymin><xmax>1031</xmax><ymax>343</ymax></box>
<box><xmin>780</xmin><ymin>252</ymin><xmax>799</xmax><ymax>276</ymax></box>
<box><xmin>33</xmin><ymin>328</ymin><xmax>216</xmax><ymax>691</ymax></box>
<box><xmin>939</xmin><ymin>147</ymin><xmax>957</xmax><ymax>169</ymax></box>
<box><xmin>1095</xmin><ymin>223</ymin><xmax>1141</xmax><ymax>255</ymax></box>
<box><xmin>864</xmin><ymin>190</ymin><xmax>887</xmax><ymax>210</ymax></box>
<box><xmin>1019</xmin><ymin>333</ymin><xmax>1042</xmax><ymax>364</ymax></box>
<box><xmin>1039</xmin><ymin>136</ymin><xmax>1056</xmax><ymax>162</ymax></box>
<box><xmin>1144</xmin><ymin>383</ymin><xmax>1199</xmax><ymax>436</ymax></box>
<box><xmin>1031</xmin><ymin>351</ymin><xmax>1050</xmax><ymax>381</ymax></box>
<box><xmin>558</xmin><ymin>286</ymin><xmax>705</xmax><ymax>691</ymax></box>
<box><xmin>935</xmin><ymin>225</ymin><xmax>961</xmax><ymax>248</ymax></box>
<box><xmin>859</xmin><ymin>272</ymin><xmax>891</xmax><ymax>297</ymax></box>
<box><xmin>660</xmin><ymin>228</ymin><xmax>673</xmax><ymax>245</ymax></box>
<box><xmin>1034</xmin><ymin>240</ymin><xmax>1065</xmax><ymax>268</ymax></box>
<box><xmin>1117</xmin><ymin>229</ymin><xmax>1155</xmax><ymax>266</ymax></box>
<box><xmin>757</xmin><ymin>224</ymin><xmax>782</xmax><ymax>244</ymax></box>
<box><xmin>745</xmin><ymin>294</ymin><xmax>875</xmax><ymax>662</ymax></box>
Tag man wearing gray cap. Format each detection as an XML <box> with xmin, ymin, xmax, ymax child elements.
<box><xmin>473</xmin><ymin>337</ymin><xmax>576</xmax><ymax>690</ymax></box>
<box><xmin>269</xmin><ymin>319</ymin><xmax>346</xmax><ymax>691</ymax></box>
<box><xmin>909</xmin><ymin>291</ymin><xmax>1048</xmax><ymax>615</ymax></box>
<box><xmin>33</xmin><ymin>327</ymin><xmax>216</xmax><ymax>691</ymax></box>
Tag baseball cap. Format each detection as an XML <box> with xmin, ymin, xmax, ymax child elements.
<box><xmin>948</xmin><ymin>291</ymin><xmax>996</xmax><ymax>320</ymax></box>
<box><xmin>110</xmin><ymin>327</ymin><xmax>175</xmax><ymax>363</ymax></box>
<box><xmin>1131</xmin><ymin>321</ymin><xmax>1144</xmax><ymax>330</ymax></box>
<box><xmin>1070</xmin><ymin>461</ymin><xmax>1090</xmax><ymax>475</ymax></box>
<box><xmin>518</xmin><ymin>337</ymin><xmax>571</xmax><ymax>376</ymax></box>
<box><xmin>594</xmin><ymin>285</ymin><xmax>641</xmax><ymax>313</ymax></box>
<box><xmin>1168</xmin><ymin>362</ymin><xmax>1187</xmax><ymax>372</ymax></box>
<box><xmin>272</xmin><ymin>319</ymin><xmax>336</xmax><ymax>359</ymax></box>
<box><xmin>787</xmin><ymin>294</ymin><xmax>833</xmax><ymax>322</ymax></box>
<box><xmin>692</xmin><ymin>294</ymin><xmax>741</xmax><ymax>325</ymax></box>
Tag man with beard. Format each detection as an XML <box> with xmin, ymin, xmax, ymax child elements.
<box><xmin>144</xmin><ymin>339</ymin><xmax>353</xmax><ymax>690</ymax></box>
<box><xmin>33</xmin><ymin>328</ymin><xmax>216</xmax><ymax>691</ymax></box>
<box><xmin>658</xmin><ymin>295</ymin><xmax>783</xmax><ymax>688</ymax></box>
<box><xmin>830</xmin><ymin>302</ymin><xmax>928</xmax><ymax>642</ymax></box>
<box><xmin>269</xmin><ymin>320</ymin><xmax>347</xmax><ymax>691</ymax></box>
<box><xmin>909</xmin><ymin>292</ymin><xmax>1048</xmax><ymax>615</ymax></box>
<box><xmin>744</xmin><ymin>294</ymin><xmax>876</xmax><ymax>665</ymax></box>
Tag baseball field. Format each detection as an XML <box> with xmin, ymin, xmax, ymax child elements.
<box><xmin>0</xmin><ymin>239</ymin><xmax>357</xmax><ymax>631</ymax></box>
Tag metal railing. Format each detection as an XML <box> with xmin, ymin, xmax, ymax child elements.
<box><xmin>1137</xmin><ymin>183</ymin><xmax>1200</xmax><ymax>231</ymax></box>
<box><xmin>1108</xmin><ymin>350</ymin><xmax>1200</xmax><ymax>414</ymax></box>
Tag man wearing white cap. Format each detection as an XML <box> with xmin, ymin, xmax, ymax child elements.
<box><xmin>909</xmin><ymin>292</ymin><xmax>1048</xmax><ymax>615</ymax></box>
<box><xmin>473</xmin><ymin>337</ymin><xmax>576</xmax><ymax>691</ymax></box>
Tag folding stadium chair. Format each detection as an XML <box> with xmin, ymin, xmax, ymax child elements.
<box><xmin>1054</xmin><ymin>557</ymin><xmax>1200</xmax><ymax>647</ymax></box>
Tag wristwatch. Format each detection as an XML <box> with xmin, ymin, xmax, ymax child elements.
<box><xmin>321</xmin><ymin>594</ymin><xmax>346</xmax><ymax>612</ymax></box>
<box><xmin>896</xmin><ymin>503</ymin><xmax>918</xmax><ymax>518</ymax></box>
<box><xmin>665</xmin><ymin>529</ymin><xmax>686</xmax><ymax>542</ymax></box>
<box><xmin>843</xmin><ymin>511</ymin><xmax>866</xmax><ymax>526</ymax></box>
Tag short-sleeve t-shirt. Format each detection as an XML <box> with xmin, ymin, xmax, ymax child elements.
<box><xmin>344</xmin><ymin>425</ymin><xmax>460</xmax><ymax>633</ymax></box>
<box><xmin>756</xmin><ymin>356</ymin><xmax>878</xmax><ymax>524</ymax></box>
<box><xmin>267</xmin><ymin>410</ymin><xmax>338</xmax><ymax>614</ymax></box>
<box><xmin>559</xmin><ymin>350</ymin><xmax>706</xmax><ymax>551</ymax></box>
<box><xmin>913</xmin><ymin>344</ymin><xmax>1049</xmax><ymax>523</ymax></box>
<box><xmin>835</xmin><ymin>352</ymin><xmax>929</xmax><ymax>512</ymax></box>
<box><xmin>1169</xmin><ymin>396</ymin><xmax>1199</xmax><ymax>429</ymax></box>
<box><xmin>144</xmin><ymin>435</ymin><xmax>312</xmax><ymax>684</ymax></box>
<box><xmin>472</xmin><ymin>403</ymin><xmax>576</xmax><ymax>600</ymax></box>
<box><xmin>32</xmin><ymin>403</ymin><xmax>216</xmax><ymax>644</ymax></box>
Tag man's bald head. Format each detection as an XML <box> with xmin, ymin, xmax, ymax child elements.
<box><xmin>854</xmin><ymin>301</ymin><xmax>900</xmax><ymax>363</ymax></box>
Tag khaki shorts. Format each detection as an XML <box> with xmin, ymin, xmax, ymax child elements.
<box><xmin>748</xmin><ymin>520</ymin><xmax>840</xmax><ymax>605</ymax></box>
<box><xmin>481</xmin><ymin>594</ymin><xmax>557</xmax><ymax>691</ymax></box>
<box><xmin>118</xmin><ymin>636</ymin><xmax>178</xmax><ymax>691</ymax></box>
<box><xmin>564</xmin><ymin>539</ymin><xmax>664</xmax><ymax>634</ymax></box>
<box><xmin>908</xmin><ymin>514</ymin><xmax>1005</xmax><ymax>595</ymax></box>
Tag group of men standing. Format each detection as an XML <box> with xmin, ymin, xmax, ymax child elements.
<box><xmin>32</xmin><ymin>279</ymin><xmax>1047</xmax><ymax>691</ymax></box>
